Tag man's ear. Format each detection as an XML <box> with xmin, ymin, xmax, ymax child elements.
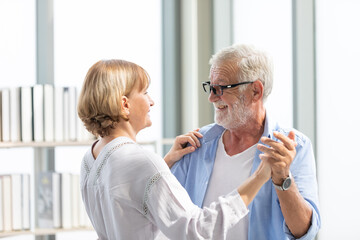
<box><xmin>121</xmin><ymin>96</ymin><xmax>130</xmax><ymax>116</ymax></box>
<box><xmin>251</xmin><ymin>80</ymin><xmax>264</xmax><ymax>102</ymax></box>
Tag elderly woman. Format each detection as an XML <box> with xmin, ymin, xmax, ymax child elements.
<box><xmin>77</xmin><ymin>59</ymin><xmax>271</xmax><ymax>240</ymax></box>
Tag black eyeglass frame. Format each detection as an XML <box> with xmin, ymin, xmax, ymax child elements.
<box><xmin>202</xmin><ymin>81</ymin><xmax>254</xmax><ymax>96</ymax></box>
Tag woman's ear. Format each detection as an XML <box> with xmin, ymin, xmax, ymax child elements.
<box><xmin>121</xmin><ymin>96</ymin><xmax>130</xmax><ymax>116</ymax></box>
<box><xmin>251</xmin><ymin>80</ymin><xmax>264</xmax><ymax>102</ymax></box>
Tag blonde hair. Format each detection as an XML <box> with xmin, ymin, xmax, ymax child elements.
<box><xmin>77</xmin><ymin>59</ymin><xmax>149</xmax><ymax>137</ymax></box>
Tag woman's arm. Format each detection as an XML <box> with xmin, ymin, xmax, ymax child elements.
<box><xmin>146</xmin><ymin>160</ymin><xmax>271</xmax><ymax>239</ymax></box>
<box><xmin>237</xmin><ymin>160</ymin><xmax>271</xmax><ymax>206</ymax></box>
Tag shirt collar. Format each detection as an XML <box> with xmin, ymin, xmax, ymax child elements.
<box><xmin>262</xmin><ymin>111</ymin><xmax>280</xmax><ymax>140</ymax></box>
<box><xmin>201</xmin><ymin>124</ymin><xmax>225</xmax><ymax>144</ymax></box>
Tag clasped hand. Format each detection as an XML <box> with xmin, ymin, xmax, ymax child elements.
<box><xmin>257</xmin><ymin>131</ymin><xmax>297</xmax><ymax>185</ymax></box>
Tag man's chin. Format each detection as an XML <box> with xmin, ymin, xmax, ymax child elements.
<box><xmin>215</xmin><ymin>119</ymin><xmax>230</xmax><ymax>129</ymax></box>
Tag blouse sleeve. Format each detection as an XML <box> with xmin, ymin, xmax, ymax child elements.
<box><xmin>144</xmin><ymin>171</ymin><xmax>249</xmax><ymax>240</ymax></box>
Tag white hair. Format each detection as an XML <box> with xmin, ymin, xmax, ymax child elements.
<box><xmin>209</xmin><ymin>44</ymin><xmax>274</xmax><ymax>102</ymax></box>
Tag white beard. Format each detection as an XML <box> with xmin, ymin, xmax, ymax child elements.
<box><xmin>214</xmin><ymin>97</ymin><xmax>253</xmax><ymax>130</ymax></box>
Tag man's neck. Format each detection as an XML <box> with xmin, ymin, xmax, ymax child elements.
<box><xmin>222</xmin><ymin>111</ymin><xmax>266</xmax><ymax>156</ymax></box>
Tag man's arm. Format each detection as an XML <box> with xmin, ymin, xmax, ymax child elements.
<box><xmin>257</xmin><ymin>131</ymin><xmax>313</xmax><ymax>238</ymax></box>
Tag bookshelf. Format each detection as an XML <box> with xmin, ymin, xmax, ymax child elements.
<box><xmin>0</xmin><ymin>135</ymin><xmax>169</xmax><ymax>239</ymax></box>
<box><xmin>0</xmin><ymin>142</ymin><xmax>97</xmax><ymax>240</ymax></box>
<box><xmin>0</xmin><ymin>141</ymin><xmax>94</xmax><ymax>149</ymax></box>
<box><xmin>0</xmin><ymin>227</ymin><xmax>94</xmax><ymax>238</ymax></box>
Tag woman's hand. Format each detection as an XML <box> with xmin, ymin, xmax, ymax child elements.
<box><xmin>164</xmin><ymin>129</ymin><xmax>203</xmax><ymax>168</ymax></box>
<box><xmin>254</xmin><ymin>157</ymin><xmax>272</xmax><ymax>182</ymax></box>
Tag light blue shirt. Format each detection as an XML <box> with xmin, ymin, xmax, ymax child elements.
<box><xmin>171</xmin><ymin>115</ymin><xmax>321</xmax><ymax>240</ymax></box>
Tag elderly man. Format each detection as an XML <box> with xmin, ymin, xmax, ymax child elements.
<box><xmin>171</xmin><ymin>44</ymin><xmax>320</xmax><ymax>240</ymax></box>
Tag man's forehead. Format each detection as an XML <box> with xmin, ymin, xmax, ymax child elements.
<box><xmin>210</xmin><ymin>70</ymin><xmax>234</xmax><ymax>84</ymax></box>
<box><xmin>212</xmin><ymin>78</ymin><xmax>229</xmax><ymax>84</ymax></box>
<box><xmin>210</xmin><ymin>63</ymin><xmax>237</xmax><ymax>81</ymax></box>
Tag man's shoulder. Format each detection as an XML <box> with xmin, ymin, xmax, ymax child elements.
<box><xmin>199</xmin><ymin>123</ymin><xmax>225</xmax><ymax>143</ymax></box>
<box><xmin>273</xmin><ymin>123</ymin><xmax>310</xmax><ymax>147</ymax></box>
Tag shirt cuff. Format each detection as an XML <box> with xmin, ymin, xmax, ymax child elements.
<box><xmin>223</xmin><ymin>189</ymin><xmax>249</xmax><ymax>226</ymax></box>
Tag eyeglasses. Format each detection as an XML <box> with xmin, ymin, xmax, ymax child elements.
<box><xmin>202</xmin><ymin>81</ymin><xmax>254</xmax><ymax>96</ymax></box>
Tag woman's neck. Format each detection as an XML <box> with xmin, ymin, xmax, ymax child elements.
<box><xmin>105</xmin><ymin>122</ymin><xmax>137</xmax><ymax>142</ymax></box>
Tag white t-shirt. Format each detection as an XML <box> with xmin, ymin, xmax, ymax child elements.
<box><xmin>81</xmin><ymin>136</ymin><xmax>249</xmax><ymax>240</ymax></box>
<box><xmin>203</xmin><ymin>132</ymin><xmax>257</xmax><ymax>240</ymax></box>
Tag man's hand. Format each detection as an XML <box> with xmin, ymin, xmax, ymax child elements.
<box><xmin>257</xmin><ymin>131</ymin><xmax>297</xmax><ymax>185</ymax></box>
<box><xmin>164</xmin><ymin>129</ymin><xmax>203</xmax><ymax>168</ymax></box>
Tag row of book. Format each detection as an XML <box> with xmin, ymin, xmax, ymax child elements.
<box><xmin>0</xmin><ymin>172</ymin><xmax>92</xmax><ymax>233</ymax></box>
<box><xmin>0</xmin><ymin>85</ymin><xmax>94</xmax><ymax>143</ymax></box>
<box><xmin>0</xmin><ymin>174</ymin><xmax>30</xmax><ymax>232</ymax></box>
<box><xmin>38</xmin><ymin>172</ymin><xmax>92</xmax><ymax>229</ymax></box>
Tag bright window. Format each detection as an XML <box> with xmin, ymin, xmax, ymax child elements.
<box><xmin>232</xmin><ymin>0</ymin><xmax>293</xmax><ymax>127</ymax></box>
<box><xmin>316</xmin><ymin>0</ymin><xmax>360</xmax><ymax>238</ymax></box>
<box><xmin>53</xmin><ymin>0</ymin><xmax>163</xmax><ymax>174</ymax></box>
<box><xmin>0</xmin><ymin>0</ymin><xmax>35</xmax><ymax>174</ymax></box>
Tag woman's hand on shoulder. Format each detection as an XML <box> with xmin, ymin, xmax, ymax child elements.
<box><xmin>164</xmin><ymin>129</ymin><xmax>203</xmax><ymax>169</ymax></box>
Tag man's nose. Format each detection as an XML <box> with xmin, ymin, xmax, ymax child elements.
<box><xmin>208</xmin><ymin>90</ymin><xmax>219</xmax><ymax>103</ymax></box>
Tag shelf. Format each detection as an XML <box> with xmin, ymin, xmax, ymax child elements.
<box><xmin>0</xmin><ymin>139</ymin><xmax>174</xmax><ymax>148</ymax></box>
<box><xmin>0</xmin><ymin>141</ymin><xmax>95</xmax><ymax>148</ymax></box>
<box><xmin>0</xmin><ymin>228</ymin><xmax>94</xmax><ymax>237</ymax></box>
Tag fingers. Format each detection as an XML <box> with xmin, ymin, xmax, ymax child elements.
<box><xmin>182</xmin><ymin>129</ymin><xmax>203</xmax><ymax>148</ymax></box>
<box><xmin>181</xmin><ymin>146</ymin><xmax>196</xmax><ymax>155</ymax></box>
<box><xmin>273</xmin><ymin>131</ymin><xmax>297</xmax><ymax>150</ymax></box>
<box><xmin>258</xmin><ymin>137</ymin><xmax>287</xmax><ymax>157</ymax></box>
<box><xmin>177</xmin><ymin>135</ymin><xmax>198</xmax><ymax>149</ymax></box>
<box><xmin>257</xmin><ymin>143</ymin><xmax>285</xmax><ymax>161</ymax></box>
<box><xmin>259</xmin><ymin>153</ymin><xmax>287</xmax><ymax>168</ymax></box>
<box><xmin>287</xmin><ymin>131</ymin><xmax>296</xmax><ymax>141</ymax></box>
<box><xmin>257</xmin><ymin>131</ymin><xmax>297</xmax><ymax>180</ymax></box>
<box><xmin>259</xmin><ymin>131</ymin><xmax>296</xmax><ymax>157</ymax></box>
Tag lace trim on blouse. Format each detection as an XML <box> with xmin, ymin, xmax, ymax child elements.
<box><xmin>82</xmin><ymin>141</ymin><xmax>134</xmax><ymax>185</ymax></box>
<box><xmin>143</xmin><ymin>171</ymin><xmax>171</xmax><ymax>216</ymax></box>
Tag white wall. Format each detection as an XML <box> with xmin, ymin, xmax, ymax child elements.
<box><xmin>0</xmin><ymin>1</ymin><xmax>162</xmax><ymax>239</ymax></box>
<box><xmin>316</xmin><ymin>0</ymin><xmax>360</xmax><ymax>239</ymax></box>
<box><xmin>53</xmin><ymin>0</ymin><xmax>162</xmax><ymax>145</ymax></box>
<box><xmin>0</xmin><ymin>1</ymin><xmax>36</xmax><ymax>238</ymax></box>
<box><xmin>233</xmin><ymin>0</ymin><xmax>293</xmax><ymax>127</ymax></box>
<box><xmin>53</xmin><ymin>0</ymin><xmax>163</xmax><ymax>174</ymax></box>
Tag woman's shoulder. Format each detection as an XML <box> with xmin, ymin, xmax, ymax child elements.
<box><xmin>109</xmin><ymin>143</ymin><xmax>170</xmax><ymax>174</ymax></box>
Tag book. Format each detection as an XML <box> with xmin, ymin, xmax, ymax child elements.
<box><xmin>33</xmin><ymin>84</ymin><xmax>44</xmax><ymax>142</ymax></box>
<box><xmin>1</xmin><ymin>175</ymin><xmax>12</xmax><ymax>232</ymax></box>
<box><xmin>10</xmin><ymin>87</ymin><xmax>21</xmax><ymax>142</ymax></box>
<box><xmin>71</xmin><ymin>174</ymin><xmax>80</xmax><ymax>228</ymax></box>
<box><xmin>11</xmin><ymin>174</ymin><xmax>22</xmax><ymax>231</ymax></box>
<box><xmin>52</xmin><ymin>173</ymin><xmax>61</xmax><ymax>229</ymax></box>
<box><xmin>54</xmin><ymin>86</ymin><xmax>64</xmax><ymax>142</ymax></box>
<box><xmin>63</xmin><ymin>87</ymin><xmax>70</xmax><ymax>141</ymax></box>
<box><xmin>61</xmin><ymin>173</ymin><xmax>72</xmax><ymax>229</ymax></box>
<box><xmin>1</xmin><ymin>89</ymin><xmax>10</xmax><ymax>142</ymax></box>
<box><xmin>0</xmin><ymin>177</ymin><xmax>3</xmax><ymax>231</ymax></box>
<box><xmin>44</xmin><ymin>84</ymin><xmax>54</xmax><ymax>142</ymax></box>
<box><xmin>68</xmin><ymin>87</ymin><xmax>77</xmax><ymax>141</ymax></box>
<box><xmin>22</xmin><ymin>174</ymin><xmax>30</xmax><ymax>230</ymax></box>
<box><xmin>38</xmin><ymin>172</ymin><xmax>61</xmax><ymax>229</ymax></box>
<box><xmin>20</xmin><ymin>86</ymin><xmax>33</xmax><ymax>142</ymax></box>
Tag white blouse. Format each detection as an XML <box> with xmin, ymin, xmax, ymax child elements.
<box><xmin>80</xmin><ymin>137</ymin><xmax>248</xmax><ymax>240</ymax></box>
